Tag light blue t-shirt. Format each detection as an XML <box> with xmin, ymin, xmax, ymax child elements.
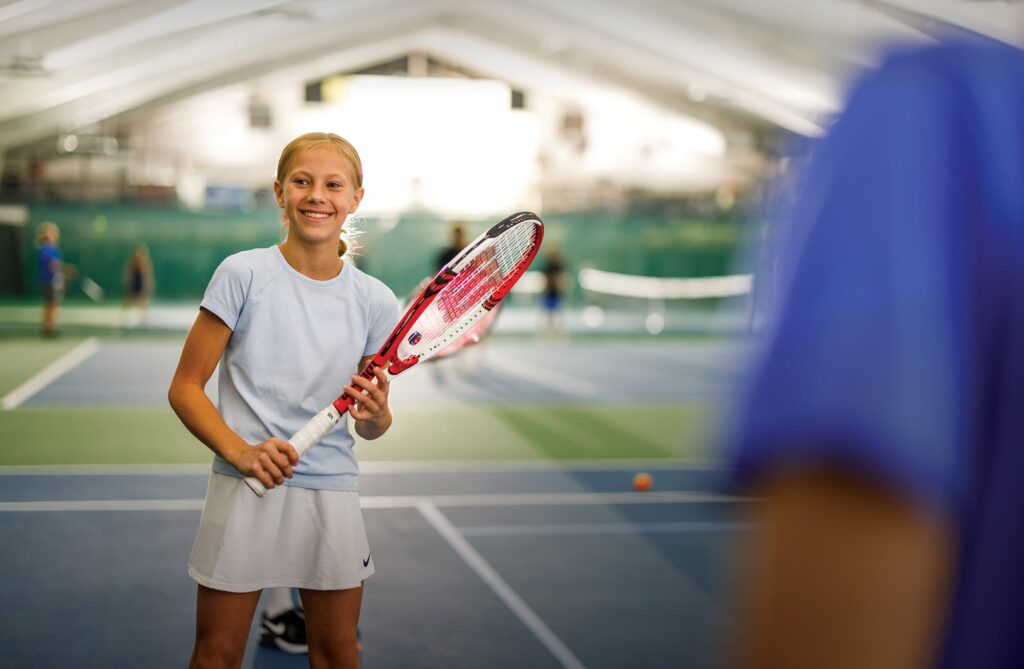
<box><xmin>200</xmin><ymin>246</ymin><xmax>400</xmax><ymax>491</ymax></box>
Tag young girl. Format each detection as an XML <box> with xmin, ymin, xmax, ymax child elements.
<box><xmin>169</xmin><ymin>132</ymin><xmax>399</xmax><ymax>669</ymax></box>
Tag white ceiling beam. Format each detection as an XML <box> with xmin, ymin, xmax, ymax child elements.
<box><xmin>0</xmin><ymin>0</ymin><xmax>451</xmax><ymax>148</ymax></box>
<box><xmin>867</xmin><ymin>0</ymin><xmax>1024</xmax><ymax>47</ymax></box>
<box><xmin>41</xmin><ymin>0</ymin><xmax>292</xmax><ymax>70</ymax></box>
<box><xmin>458</xmin><ymin>0</ymin><xmax>829</xmax><ymax>135</ymax></box>
<box><xmin>4</xmin><ymin>0</ymin><xmax>1018</xmax><ymax>151</ymax></box>
<box><xmin>0</xmin><ymin>0</ymin><xmax>149</xmax><ymax>39</ymax></box>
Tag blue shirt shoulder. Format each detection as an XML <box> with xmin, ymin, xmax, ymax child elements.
<box><xmin>729</xmin><ymin>38</ymin><xmax>1024</xmax><ymax>668</ymax></box>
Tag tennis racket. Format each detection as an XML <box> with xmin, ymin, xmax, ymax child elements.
<box><xmin>401</xmin><ymin>279</ymin><xmax>503</xmax><ymax>363</ymax></box>
<box><xmin>430</xmin><ymin>303</ymin><xmax>501</xmax><ymax>361</ymax></box>
<box><xmin>245</xmin><ymin>211</ymin><xmax>544</xmax><ymax>496</ymax></box>
<box><xmin>80</xmin><ymin>276</ymin><xmax>105</xmax><ymax>302</ymax></box>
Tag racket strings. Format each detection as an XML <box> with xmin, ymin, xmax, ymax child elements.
<box><xmin>437</xmin><ymin>246</ymin><xmax>502</xmax><ymax>323</ymax></box>
<box><xmin>494</xmin><ymin>220</ymin><xmax>536</xmax><ymax>276</ymax></box>
<box><xmin>433</xmin><ymin>222</ymin><xmax>538</xmax><ymax>327</ymax></box>
<box><xmin>398</xmin><ymin>222</ymin><xmax>540</xmax><ymax>359</ymax></box>
<box><xmin>406</xmin><ymin>248</ymin><xmax>498</xmax><ymax>346</ymax></box>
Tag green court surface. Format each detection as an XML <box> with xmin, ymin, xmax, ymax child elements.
<box><xmin>0</xmin><ymin>338</ymin><xmax>85</xmax><ymax>397</ymax></box>
<box><xmin>0</xmin><ymin>336</ymin><xmax>721</xmax><ymax>467</ymax></box>
<box><xmin>0</xmin><ymin>405</ymin><xmax>713</xmax><ymax>467</ymax></box>
<box><xmin>364</xmin><ymin>404</ymin><xmax>714</xmax><ymax>462</ymax></box>
<box><xmin>0</xmin><ymin>407</ymin><xmax>203</xmax><ymax>465</ymax></box>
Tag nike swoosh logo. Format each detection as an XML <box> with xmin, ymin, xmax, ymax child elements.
<box><xmin>362</xmin><ymin>552</ymin><xmax>371</xmax><ymax>567</ymax></box>
<box><xmin>264</xmin><ymin>620</ymin><xmax>286</xmax><ymax>636</ymax></box>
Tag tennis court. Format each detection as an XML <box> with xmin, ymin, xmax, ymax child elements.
<box><xmin>6</xmin><ymin>3</ymin><xmax>999</xmax><ymax>667</ymax></box>
<box><xmin>0</xmin><ymin>316</ymin><xmax>749</xmax><ymax>669</ymax></box>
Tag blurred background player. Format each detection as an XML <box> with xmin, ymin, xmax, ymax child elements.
<box><xmin>260</xmin><ymin>586</ymin><xmax>361</xmax><ymax>656</ymax></box>
<box><xmin>260</xmin><ymin>587</ymin><xmax>309</xmax><ymax>654</ymax></box>
<box><xmin>728</xmin><ymin>39</ymin><xmax>1024</xmax><ymax>669</ymax></box>
<box><xmin>539</xmin><ymin>244</ymin><xmax>567</xmax><ymax>337</ymax></box>
<box><xmin>121</xmin><ymin>243</ymin><xmax>154</xmax><ymax>328</ymax></box>
<box><xmin>436</xmin><ymin>222</ymin><xmax>466</xmax><ymax>270</ymax></box>
<box><xmin>35</xmin><ymin>221</ymin><xmax>74</xmax><ymax>337</ymax></box>
<box><xmin>430</xmin><ymin>221</ymin><xmax>507</xmax><ymax>380</ymax></box>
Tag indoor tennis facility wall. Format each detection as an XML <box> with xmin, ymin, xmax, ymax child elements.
<box><xmin>5</xmin><ymin>204</ymin><xmax>747</xmax><ymax>301</ymax></box>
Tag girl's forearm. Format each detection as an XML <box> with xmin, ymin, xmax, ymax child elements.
<box><xmin>168</xmin><ymin>382</ymin><xmax>248</xmax><ymax>466</ymax></box>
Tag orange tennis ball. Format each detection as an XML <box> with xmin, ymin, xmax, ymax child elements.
<box><xmin>632</xmin><ymin>472</ymin><xmax>653</xmax><ymax>491</ymax></box>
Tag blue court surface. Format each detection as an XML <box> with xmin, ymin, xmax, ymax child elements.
<box><xmin>0</xmin><ymin>334</ymin><xmax>751</xmax><ymax>668</ymax></box>
<box><xmin>16</xmin><ymin>338</ymin><xmax>743</xmax><ymax>408</ymax></box>
<box><xmin>0</xmin><ymin>464</ymin><xmax>750</xmax><ymax>669</ymax></box>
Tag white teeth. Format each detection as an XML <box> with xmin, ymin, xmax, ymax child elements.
<box><xmin>303</xmin><ymin>211</ymin><xmax>331</xmax><ymax>219</ymax></box>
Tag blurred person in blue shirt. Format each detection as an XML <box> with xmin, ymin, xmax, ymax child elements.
<box><xmin>729</xmin><ymin>38</ymin><xmax>1024</xmax><ymax>669</ymax></box>
<box><xmin>36</xmin><ymin>221</ymin><xmax>75</xmax><ymax>337</ymax></box>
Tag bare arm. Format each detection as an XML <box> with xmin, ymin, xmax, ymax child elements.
<box><xmin>349</xmin><ymin>354</ymin><xmax>393</xmax><ymax>440</ymax></box>
<box><xmin>167</xmin><ymin>309</ymin><xmax>297</xmax><ymax>490</ymax></box>
<box><xmin>734</xmin><ymin>467</ymin><xmax>954</xmax><ymax>669</ymax></box>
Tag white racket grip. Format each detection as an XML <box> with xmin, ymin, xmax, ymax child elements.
<box><xmin>243</xmin><ymin>405</ymin><xmax>342</xmax><ymax>497</ymax></box>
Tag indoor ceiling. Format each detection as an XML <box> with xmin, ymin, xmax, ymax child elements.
<box><xmin>0</xmin><ymin>0</ymin><xmax>1020</xmax><ymax>153</ymax></box>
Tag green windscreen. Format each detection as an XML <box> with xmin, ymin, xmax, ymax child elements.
<box><xmin>14</xmin><ymin>204</ymin><xmax>747</xmax><ymax>301</ymax></box>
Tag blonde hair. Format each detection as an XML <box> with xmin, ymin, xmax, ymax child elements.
<box><xmin>36</xmin><ymin>221</ymin><xmax>59</xmax><ymax>245</ymax></box>
<box><xmin>276</xmin><ymin>132</ymin><xmax>363</xmax><ymax>257</ymax></box>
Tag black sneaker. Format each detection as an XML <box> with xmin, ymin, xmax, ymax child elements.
<box><xmin>259</xmin><ymin>608</ymin><xmax>308</xmax><ymax>654</ymax></box>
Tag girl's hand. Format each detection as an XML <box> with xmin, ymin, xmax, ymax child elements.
<box><xmin>230</xmin><ymin>438</ymin><xmax>299</xmax><ymax>490</ymax></box>
<box><xmin>346</xmin><ymin>367</ymin><xmax>392</xmax><ymax>439</ymax></box>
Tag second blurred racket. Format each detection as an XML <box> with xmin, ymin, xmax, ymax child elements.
<box><xmin>80</xmin><ymin>276</ymin><xmax>105</xmax><ymax>302</ymax></box>
<box><xmin>402</xmin><ymin>280</ymin><xmax>503</xmax><ymax>363</ymax></box>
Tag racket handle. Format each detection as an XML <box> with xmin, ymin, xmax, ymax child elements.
<box><xmin>243</xmin><ymin>405</ymin><xmax>343</xmax><ymax>497</ymax></box>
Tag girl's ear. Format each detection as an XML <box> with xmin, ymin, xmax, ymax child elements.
<box><xmin>349</xmin><ymin>187</ymin><xmax>365</xmax><ymax>213</ymax></box>
<box><xmin>273</xmin><ymin>180</ymin><xmax>285</xmax><ymax>207</ymax></box>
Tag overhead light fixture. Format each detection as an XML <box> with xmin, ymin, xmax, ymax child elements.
<box><xmin>58</xmin><ymin>134</ymin><xmax>78</xmax><ymax>153</ymax></box>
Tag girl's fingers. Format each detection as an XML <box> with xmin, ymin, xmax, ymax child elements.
<box><xmin>345</xmin><ymin>385</ymin><xmax>380</xmax><ymax>413</ymax></box>
<box><xmin>349</xmin><ymin>377</ymin><xmax>386</xmax><ymax>405</ymax></box>
<box><xmin>347</xmin><ymin>372</ymin><xmax>390</xmax><ymax>424</ymax></box>
<box><xmin>257</xmin><ymin>451</ymin><xmax>284</xmax><ymax>483</ymax></box>
<box><xmin>273</xmin><ymin>438</ymin><xmax>300</xmax><ymax>464</ymax></box>
<box><xmin>269</xmin><ymin>450</ymin><xmax>293</xmax><ymax>479</ymax></box>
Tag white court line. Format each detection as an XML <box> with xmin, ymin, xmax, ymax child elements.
<box><xmin>416</xmin><ymin>499</ymin><xmax>587</xmax><ymax>669</ymax></box>
<box><xmin>483</xmin><ymin>355</ymin><xmax>600</xmax><ymax>397</ymax></box>
<box><xmin>0</xmin><ymin>459</ymin><xmax>724</xmax><ymax>475</ymax></box>
<box><xmin>0</xmin><ymin>490</ymin><xmax>749</xmax><ymax>512</ymax></box>
<box><xmin>0</xmin><ymin>464</ymin><xmax>212</xmax><ymax>475</ymax></box>
<box><xmin>460</xmin><ymin>521</ymin><xmax>754</xmax><ymax>536</ymax></box>
<box><xmin>1</xmin><ymin>337</ymin><xmax>100</xmax><ymax>409</ymax></box>
<box><xmin>360</xmin><ymin>458</ymin><xmax>725</xmax><ymax>473</ymax></box>
<box><xmin>0</xmin><ymin>499</ymin><xmax>204</xmax><ymax>512</ymax></box>
<box><xmin>362</xmin><ymin>491</ymin><xmax>746</xmax><ymax>508</ymax></box>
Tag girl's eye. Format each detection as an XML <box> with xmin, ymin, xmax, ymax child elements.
<box><xmin>293</xmin><ymin>178</ymin><xmax>308</xmax><ymax>186</ymax></box>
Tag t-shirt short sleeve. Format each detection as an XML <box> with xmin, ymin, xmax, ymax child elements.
<box><xmin>729</xmin><ymin>49</ymin><xmax>972</xmax><ymax>512</ymax></box>
<box><xmin>363</xmin><ymin>283</ymin><xmax>401</xmax><ymax>356</ymax></box>
<box><xmin>200</xmin><ymin>254</ymin><xmax>252</xmax><ymax>331</ymax></box>
<box><xmin>38</xmin><ymin>245</ymin><xmax>60</xmax><ymax>282</ymax></box>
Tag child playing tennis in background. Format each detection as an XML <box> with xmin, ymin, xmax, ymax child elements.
<box><xmin>36</xmin><ymin>221</ymin><xmax>75</xmax><ymax>337</ymax></box>
<box><xmin>168</xmin><ymin>132</ymin><xmax>400</xmax><ymax>669</ymax></box>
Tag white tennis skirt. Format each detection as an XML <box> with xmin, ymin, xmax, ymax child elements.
<box><xmin>188</xmin><ymin>472</ymin><xmax>375</xmax><ymax>593</ymax></box>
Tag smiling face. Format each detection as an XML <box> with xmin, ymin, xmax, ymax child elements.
<box><xmin>274</xmin><ymin>146</ymin><xmax>364</xmax><ymax>250</ymax></box>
